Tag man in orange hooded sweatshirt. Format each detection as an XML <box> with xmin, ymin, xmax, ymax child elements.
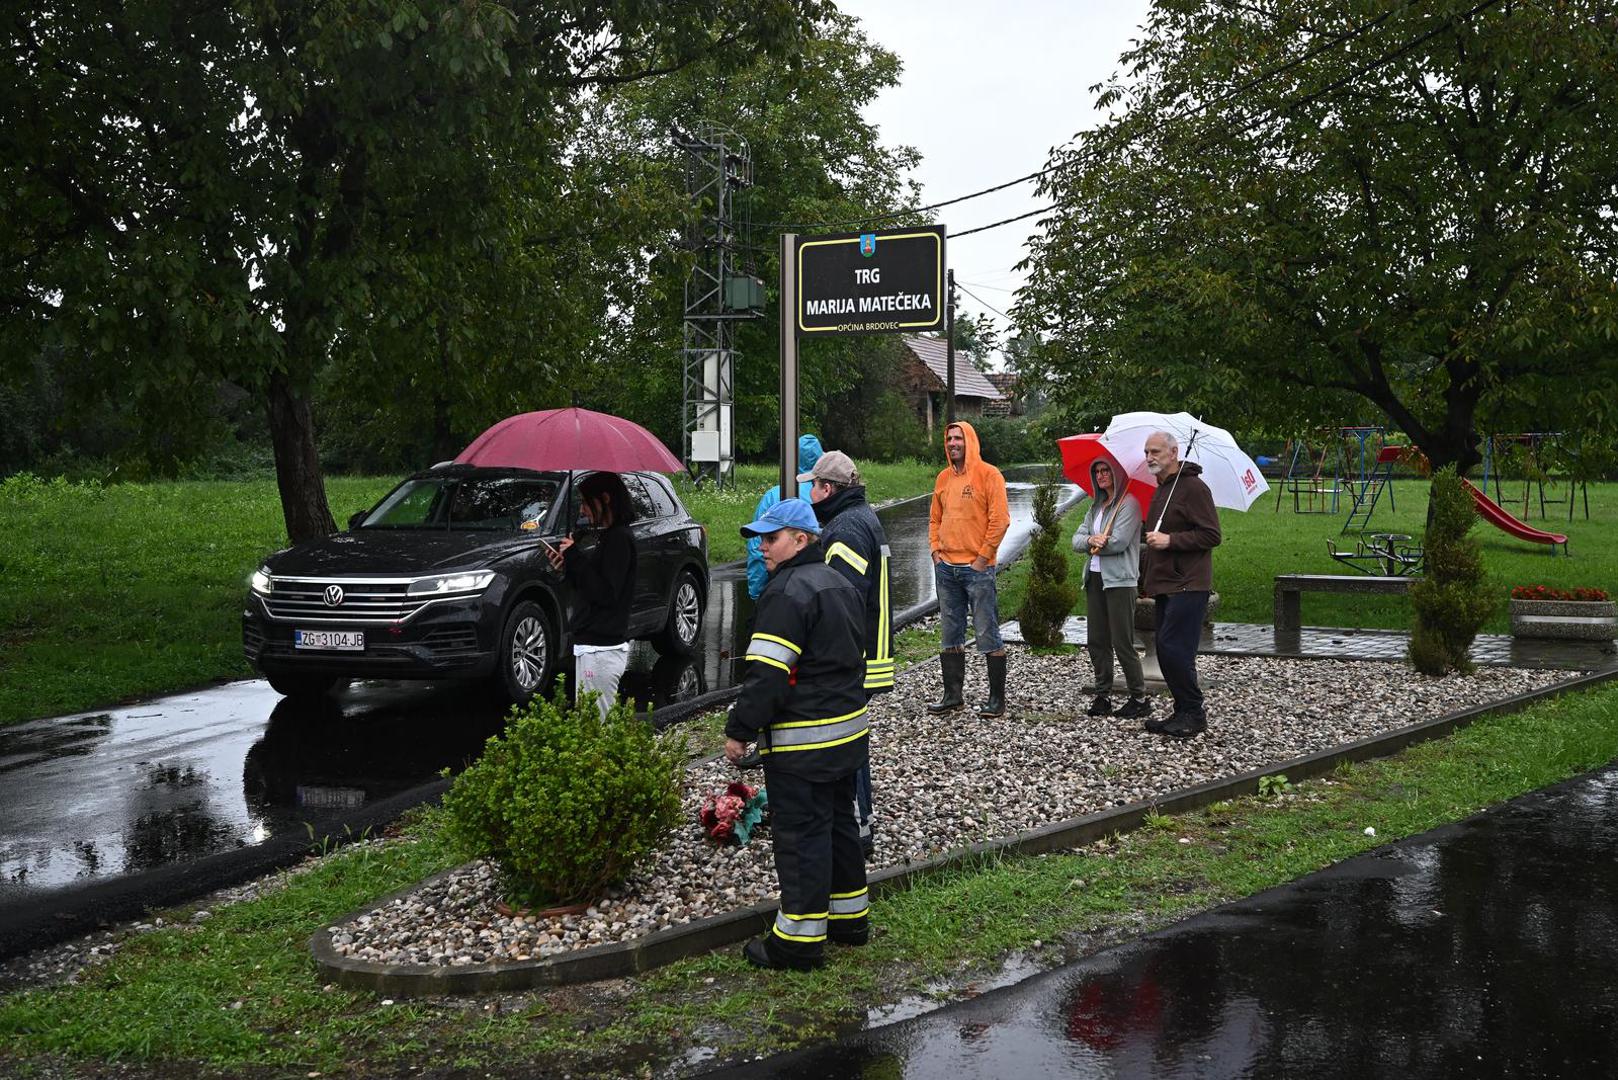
<box><xmin>927</xmin><ymin>421</ymin><xmax>1011</xmax><ymax>717</ymax></box>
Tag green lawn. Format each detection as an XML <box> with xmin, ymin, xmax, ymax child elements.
<box><xmin>0</xmin><ymin>474</ymin><xmax>398</xmax><ymax>727</ymax></box>
<box><xmin>1208</xmin><ymin>478</ymin><xmax>1614</xmax><ymax>632</ymax></box>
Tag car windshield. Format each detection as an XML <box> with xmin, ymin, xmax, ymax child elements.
<box><xmin>360</xmin><ymin>476</ymin><xmax>560</xmax><ymax>531</ymax></box>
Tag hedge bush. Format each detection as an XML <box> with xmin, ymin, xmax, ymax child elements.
<box><xmin>1408</xmin><ymin>465</ymin><xmax>1496</xmax><ymax>675</ymax></box>
<box><xmin>1016</xmin><ymin>471</ymin><xmax>1079</xmax><ymax>646</ymax></box>
<box><xmin>441</xmin><ymin>686</ymin><xmax>685</xmax><ymax>906</ymax></box>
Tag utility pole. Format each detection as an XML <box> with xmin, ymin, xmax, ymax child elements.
<box><xmin>944</xmin><ymin>269</ymin><xmax>957</xmax><ymax>428</ymax></box>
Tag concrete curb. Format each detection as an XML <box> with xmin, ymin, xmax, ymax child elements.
<box><xmin>309</xmin><ymin>664</ymin><xmax>1618</xmax><ymax>995</ymax></box>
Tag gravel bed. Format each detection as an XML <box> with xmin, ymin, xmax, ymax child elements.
<box><xmin>332</xmin><ymin>651</ymin><xmax>1570</xmax><ymax>967</ymax></box>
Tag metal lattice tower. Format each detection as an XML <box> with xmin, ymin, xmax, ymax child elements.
<box><xmin>677</xmin><ymin>123</ymin><xmax>759</xmax><ymax>490</ymax></box>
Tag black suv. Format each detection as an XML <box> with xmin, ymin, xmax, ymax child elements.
<box><xmin>242</xmin><ymin>465</ymin><xmax>708</xmax><ymax>703</ymax></box>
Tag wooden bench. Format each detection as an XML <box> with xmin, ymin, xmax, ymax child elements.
<box><xmin>1274</xmin><ymin>573</ymin><xmax>1413</xmax><ymax>632</ymax></box>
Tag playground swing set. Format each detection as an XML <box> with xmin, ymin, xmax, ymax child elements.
<box><xmin>1274</xmin><ymin>427</ymin><xmax>1575</xmax><ymax>576</ymax></box>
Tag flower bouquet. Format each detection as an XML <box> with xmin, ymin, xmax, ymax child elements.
<box><xmin>699</xmin><ymin>781</ymin><xmax>769</xmax><ymax>846</ymax></box>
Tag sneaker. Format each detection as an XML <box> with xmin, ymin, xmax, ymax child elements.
<box><xmin>1086</xmin><ymin>694</ymin><xmax>1114</xmax><ymax>717</ymax></box>
<box><xmin>1115</xmin><ymin>696</ymin><xmax>1152</xmax><ymax>720</ymax></box>
<box><xmin>1143</xmin><ymin>713</ymin><xmax>1171</xmax><ymax>734</ymax></box>
<box><xmin>742</xmin><ymin>936</ymin><xmax>825</xmax><ymax>972</ymax></box>
<box><xmin>1160</xmin><ymin>711</ymin><xmax>1207</xmax><ymax>739</ymax></box>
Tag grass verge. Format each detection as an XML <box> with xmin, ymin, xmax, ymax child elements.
<box><xmin>5</xmin><ymin>677</ymin><xmax>1617</xmax><ymax>1077</ymax></box>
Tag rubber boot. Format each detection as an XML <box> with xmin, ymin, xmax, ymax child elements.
<box><xmin>927</xmin><ymin>651</ymin><xmax>966</xmax><ymax>714</ymax></box>
<box><xmin>977</xmin><ymin>653</ymin><xmax>1007</xmax><ymax>718</ymax></box>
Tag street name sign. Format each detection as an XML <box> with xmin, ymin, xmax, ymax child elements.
<box><xmin>796</xmin><ymin>225</ymin><xmax>946</xmax><ymax>336</ymax></box>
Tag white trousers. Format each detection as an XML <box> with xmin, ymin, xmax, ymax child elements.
<box><xmin>573</xmin><ymin>643</ymin><xmax>630</xmax><ymax>718</ymax></box>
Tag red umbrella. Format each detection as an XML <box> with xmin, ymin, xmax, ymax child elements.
<box><xmin>1058</xmin><ymin>433</ymin><xmax>1157</xmax><ymax>509</ymax></box>
<box><xmin>457</xmin><ymin>408</ymin><xmax>684</xmax><ymax>473</ymax></box>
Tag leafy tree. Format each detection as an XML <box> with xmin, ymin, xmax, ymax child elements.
<box><xmin>559</xmin><ymin>11</ymin><xmax>922</xmax><ymax>461</ymax></box>
<box><xmin>1017</xmin><ymin>0</ymin><xmax>1618</xmax><ymax>474</ymax></box>
<box><xmin>4</xmin><ymin>0</ymin><xmax>831</xmax><ymax>540</ymax></box>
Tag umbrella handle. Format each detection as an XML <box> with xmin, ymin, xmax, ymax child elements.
<box><xmin>1153</xmin><ymin>469</ymin><xmax>1184</xmax><ymax>533</ymax></box>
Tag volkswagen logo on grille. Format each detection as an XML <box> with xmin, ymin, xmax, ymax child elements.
<box><xmin>323</xmin><ymin>585</ymin><xmax>345</xmax><ymax>607</ymax></box>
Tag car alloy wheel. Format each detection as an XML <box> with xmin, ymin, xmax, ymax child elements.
<box><xmin>510</xmin><ymin>613</ymin><xmax>549</xmax><ymax>692</ymax></box>
<box><xmin>673</xmin><ymin>578</ymin><xmax>701</xmax><ymax>647</ymax></box>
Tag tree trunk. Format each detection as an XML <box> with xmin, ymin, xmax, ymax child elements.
<box><xmin>266</xmin><ymin>369</ymin><xmax>335</xmax><ymax>543</ymax></box>
<box><xmin>432</xmin><ymin>316</ymin><xmax>456</xmax><ymax>463</ymax></box>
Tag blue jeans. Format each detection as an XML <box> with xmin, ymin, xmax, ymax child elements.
<box><xmin>935</xmin><ymin>561</ymin><xmax>1004</xmax><ymax>653</ymax></box>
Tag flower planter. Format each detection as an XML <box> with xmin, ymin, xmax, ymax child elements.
<box><xmin>1508</xmin><ymin>598</ymin><xmax>1618</xmax><ymax>641</ymax></box>
<box><xmin>1134</xmin><ymin>591</ymin><xmax>1220</xmax><ymax>632</ymax></box>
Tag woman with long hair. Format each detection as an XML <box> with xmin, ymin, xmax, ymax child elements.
<box><xmin>1072</xmin><ymin>458</ymin><xmax>1149</xmax><ymax>720</ymax></box>
<box><xmin>548</xmin><ymin>471</ymin><xmax>638</xmax><ymax>717</ymax></box>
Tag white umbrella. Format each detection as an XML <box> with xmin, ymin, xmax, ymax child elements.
<box><xmin>1100</xmin><ymin>411</ymin><xmax>1270</xmax><ymax>527</ymax></box>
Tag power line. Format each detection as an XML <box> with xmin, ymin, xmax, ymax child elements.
<box><xmin>950</xmin><ymin>205</ymin><xmax>1055</xmax><ymax>239</ymax></box>
<box><xmin>951</xmin><ymin>0</ymin><xmax>1503</xmax><ymax>242</ymax></box>
<box><xmin>955</xmin><ymin>282</ymin><xmax>1016</xmax><ymax>324</ymax></box>
<box><xmin>753</xmin><ymin>0</ymin><xmax>1421</xmax><ymax>235</ymax></box>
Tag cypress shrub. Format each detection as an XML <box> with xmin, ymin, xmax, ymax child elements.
<box><xmin>1016</xmin><ymin>470</ymin><xmax>1079</xmax><ymax>647</ymax></box>
<box><xmin>441</xmin><ymin>686</ymin><xmax>684</xmax><ymax>907</ymax></box>
<box><xmin>1407</xmin><ymin>465</ymin><xmax>1496</xmax><ymax>675</ymax></box>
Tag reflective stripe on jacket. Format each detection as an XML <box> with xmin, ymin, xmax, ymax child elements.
<box><xmin>814</xmin><ymin>485</ymin><xmax>894</xmax><ymax>694</ymax></box>
<box><xmin>726</xmin><ymin>541</ymin><xmax>869</xmax><ymax>781</ymax></box>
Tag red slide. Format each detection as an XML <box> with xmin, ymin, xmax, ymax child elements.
<box><xmin>1460</xmin><ymin>478</ymin><xmax>1569</xmax><ymax>551</ymax></box>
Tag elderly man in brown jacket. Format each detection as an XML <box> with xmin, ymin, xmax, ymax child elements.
<box><xmin>1140</xmin><ymin>431</ymin><xmax>1221</xmax><ymax>738</ymax></box>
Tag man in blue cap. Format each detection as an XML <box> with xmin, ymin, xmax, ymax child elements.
<box><xmin>726</xmin><ymin>498</ymin><xmax>870</xmax><ymax>971</ymax></box>
<box><xmin>746</xmin><ymin>434</ymin><xmax>824</xmax><ymax>599</ymax></box>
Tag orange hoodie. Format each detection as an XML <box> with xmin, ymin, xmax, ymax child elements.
<box><xmin>929</xmin><ymin>421</ymin><xmax>1010</xmax><ymax>566</ymax></box>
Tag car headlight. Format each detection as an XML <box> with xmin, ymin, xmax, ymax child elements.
<box><xmin>407</xmin><ymin>571</ymin><xmax>497</xmax><ymax>597</ymax></box>
<box><xmin>250</xmin><ymin>568</ymin><xmax>274</xmax><ymax>595</ymax></box>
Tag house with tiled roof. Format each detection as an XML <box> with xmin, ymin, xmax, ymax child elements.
<box><xmin>898</xmin><ymin>335</ymin><xmax>1003</xmax><ymax>437</ymax></box>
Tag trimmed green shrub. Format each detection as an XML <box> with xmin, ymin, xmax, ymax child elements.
<box><xmin>1408</xmin><ymin>465</ymin><xmax>1496</xmax><ymax>675</ymax></box>
<box><xmin>1016</xmin><ymin>470</ymin><xmax>1079</xmax><ymax>647</ymax></box>
<box><xmin>441</xmin><ymin>686</ymin><xmax>684</xmax><ymax>906</ymax></box>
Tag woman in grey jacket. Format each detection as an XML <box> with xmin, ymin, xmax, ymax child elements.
<box><xmin>1072</xmin><ymin>459</ymin><xmax>1150</xmax><ymax>719</ymax></box>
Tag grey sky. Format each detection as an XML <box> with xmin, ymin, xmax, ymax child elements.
<box><xmin>838</xmin><ymin>0</ymin><xmax>1153</xmax><ymax>356</ymax></box>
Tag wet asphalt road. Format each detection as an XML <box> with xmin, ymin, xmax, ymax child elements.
<box><xmin>0</xmin><ymin>479</ymin><xmax>1074</xmax><ymax>907</ymax></box>
<box><xmin>697</xmin><ymin>760</ymin><xmax>1618</xmax><ymax>1080</ymax></box>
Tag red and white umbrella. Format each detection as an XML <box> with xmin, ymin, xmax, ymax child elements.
<box><xmin>1057</xmin><ymin>433</ymin><xmax>1157</xmax><ymax>509</ymax></box>
<box><xmin>457</xmin><ymin>408</ymin><xmax>684</xmax><ymax>473</ymax></box>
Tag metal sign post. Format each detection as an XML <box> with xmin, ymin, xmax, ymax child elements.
<box><xmin>779</xmin><ymin>232</ymin><xmax>799</xmax><ymax>505</ymax></box>
<box><xmin>945</xmin><ymin>268</ymin><xmax>956</xmax><ymax>428</ymax></box>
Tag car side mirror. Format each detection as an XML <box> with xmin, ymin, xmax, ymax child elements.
<box><xmin>347</xmin><ymin>511</ymin><xmax>368</xmax><ymax>530</ymax></box>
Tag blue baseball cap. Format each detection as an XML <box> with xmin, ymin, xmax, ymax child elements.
<box><xmin>739</xmin><ymin>497</ymin><xmax>821</xmax><ymax>538</ymax></box>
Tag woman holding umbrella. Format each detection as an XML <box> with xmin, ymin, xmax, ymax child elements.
<box><xmin>1072</xmin><ymin>456</ymin><xmax>1150</xmax><ymax>720</ymax></box>
<box><xmin>547</xmin><ymin>471</ymin><xmax>638</xmax><ymax>718</ymax></box>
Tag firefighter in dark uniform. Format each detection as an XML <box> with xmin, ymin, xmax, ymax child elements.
<box><xmin>726</xmin><ymin>498</ymin><xmax>870</xmax><ymax>971</ymax></box>
<box><xmin>800</xmin><ymin>450</ymin><xmax>891</xmax><ymax>857</ymax></box>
